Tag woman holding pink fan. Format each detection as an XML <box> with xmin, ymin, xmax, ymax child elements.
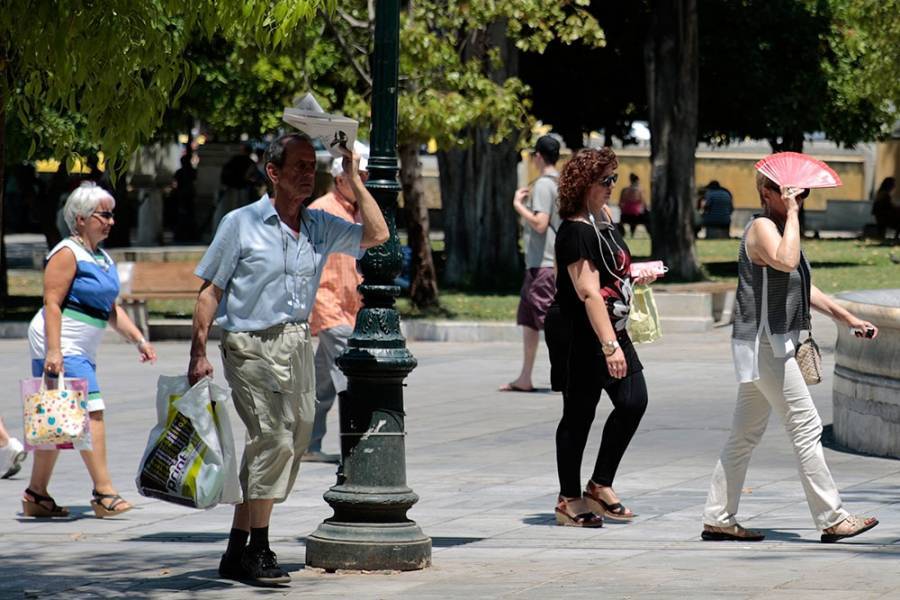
<box><xmin>702</xmin><ymin>153</ymin><xmax>880</xmax><ymax>543</ymax></box>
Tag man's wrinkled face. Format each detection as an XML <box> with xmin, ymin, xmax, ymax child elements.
<box><xmin>271</xmin><ymin>139</ymin><xmax>316</xmax><ymax>200</ymax></box>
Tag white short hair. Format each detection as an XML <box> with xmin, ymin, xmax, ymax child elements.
<box><xmin>64</xmin><ymin>182</ymin><xmax>115</xmax><ymax>232</ymax></box>
<box><xmin>331</xmin><ymin>140</ymin><xmax>370</xmax><ymax>178</ymax></box>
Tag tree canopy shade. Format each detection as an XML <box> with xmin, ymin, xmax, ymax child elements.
<box><xmin>1</xmin><ymin>0</ymin><xmax>334</xmax><ymax>159</ymax></box>
<box><xmin>0</xmin><ymin>0</ymin><xmax>332</xmax><ymax>298</ymax></box>
<box><xmin>309</xmin><ymin>1</ymin><xmax>604</xmax><ymax>302</ymax></box>
<box><xmin>519</xmin><ymin>2</ymin><xmax>648</xmax><ymax>150</ymax></box>
<box><xmin>818</xmin><ymin>0</ymin><xmax>900</xmax><ymax>141</ymax></box>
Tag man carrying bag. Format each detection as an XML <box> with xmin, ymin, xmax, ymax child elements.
<box><xmin>187</xmin><ymin>132</ymin><xmax>388</xmax><ymax>586</ymax></box>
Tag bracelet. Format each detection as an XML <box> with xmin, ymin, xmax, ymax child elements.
<box><xmin>135</xmin><ymin>338</ymin><xmax>147</xmax><ymax>347</ymax></box>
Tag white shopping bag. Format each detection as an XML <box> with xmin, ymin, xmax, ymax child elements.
<box><xmin>136</xmin><ymin>375</ymin><xmax>242</xmax><ymax>509</ymax></box>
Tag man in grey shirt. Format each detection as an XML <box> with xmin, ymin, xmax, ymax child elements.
<box><xmin>501</xmin><ymin>135</ymin><xmax>561</xmax><ymax>392</ymax></box>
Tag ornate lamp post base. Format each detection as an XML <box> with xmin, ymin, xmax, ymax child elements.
<box><xmin>304</xmin><ymin>337</ymin><xmax>431</xmax><ymax>571</ymax></box>
<box><xmin>306</xmin><ymin>520</ymin><xmax>431</xmax><ymax>572</ymax></box>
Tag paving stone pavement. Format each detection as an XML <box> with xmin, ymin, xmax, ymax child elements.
<box><xmin>1</xmin><ymin>314</ymin><xmax>899</xmax><ymax>599</ymax></box>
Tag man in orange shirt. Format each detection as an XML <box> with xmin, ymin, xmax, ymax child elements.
<box><xmin>305</xmin><ymin>142</ymin><xmax>368</xmax><ymax>463</ymax></box>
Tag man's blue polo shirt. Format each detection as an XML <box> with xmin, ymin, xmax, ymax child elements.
<box><xmin>195</xmin><ymin>194</ymin><xmax>364</xmax><ymax>332</ymax></box>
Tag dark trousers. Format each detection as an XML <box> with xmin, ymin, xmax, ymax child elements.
<box><xmin>555</xmin><ymin>371</ymin><xmax>648</xmax><ymax>498</ymax></box>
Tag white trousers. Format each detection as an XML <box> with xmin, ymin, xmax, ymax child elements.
<box><xmin>703</xmin><ymin>338</ymin><xmax>849</xmax><ymax>531</ymax></box>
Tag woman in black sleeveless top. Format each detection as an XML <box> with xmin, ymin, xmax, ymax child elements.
<box><xmin>546</xmin><ymin>148</ymin><xmax>658</xmax><ymax>527</ymax></box>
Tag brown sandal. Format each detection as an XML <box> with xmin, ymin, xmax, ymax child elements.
<box><xmin>584</xmin><ymin>482</ymin><xmax>635</xmax><ymax>521</ymax></box>
<box><xmin>555</xmin><ymin>496</ymin><xmax>604</xmax><ymax>528</ymax></box>
<box><xmin>821</xmin><ymin>515</ymin><xmax>878</xmax><ymax>543</ymax></box>
<box><xmin>91</xmin><ymin>489</ymin><xmax>133</xmax><ymax>518</ymax></box>
<box><xmin>22</xmin><ymin>488</ymin><xmax>70</xmax><ymax>518</ymax></box>
<box><xmin>701</xmin><ymin>523</ymin><xmax>765</xmax><ymax>541</ymax></box>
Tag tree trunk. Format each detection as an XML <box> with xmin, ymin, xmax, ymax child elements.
<box><xmin>437</xmin><ymin>132</ymin><xmax>521</xmax><ymax>290</ymax></box>
<box><xmin>435</xmin><ymin>20</ymin><xmax>522</xmax><ymax>291</ymax></box>
<box><xmin>645</xmin><ymin>0</ymin><xmax>702</xmax><ymax>281</ymax></box>
<box><xmin>398</xmin><ymin>141</ymin><xmax>439</xmax><ymax>308</ymax></box>
<box><xmin>0</xmin><ymin>90</ymin><xmax>8</xmax><ymax>300</ymax></box>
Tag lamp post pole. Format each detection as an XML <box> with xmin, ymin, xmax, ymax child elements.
<box><xmin>304</xmin><ymin>0</ymin><xmax>432</xmax><ymax>572</ymax></box>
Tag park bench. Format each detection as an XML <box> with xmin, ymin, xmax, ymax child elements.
<box><xmin>804</xmin><ymin>199</ymin><xmax>873</xmax><ymax>237</ymax></box>
<box><xmin>118</xmin><ymin>261</ymin><xmax>203</xmax><ymax>339</ymax></box>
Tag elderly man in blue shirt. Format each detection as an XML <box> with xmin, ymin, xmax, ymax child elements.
<box><xmin>188</xmin><ymin>132</ymin><xmax>388</xmax><ymax>586</ymax></box>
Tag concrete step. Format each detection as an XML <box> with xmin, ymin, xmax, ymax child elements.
<box><xmin>659</xmin><ymin>315</ymin><xmax>714</xmax><ymax>333</ymax></box>
<box><xmin>652</xmin><ymin>291</ymin><xmax>713</xmax><ymax>318</ymax></box>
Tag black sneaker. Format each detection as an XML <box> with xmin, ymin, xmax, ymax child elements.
<box><xmin>240</xmin><ymin>546</ymin><xmax>291</xmax><ymax>585</ymax></box>
<box><xmin>218</xmin><ymin>552</ymin><xmax>247</xmax><ymax>581</ymax></box>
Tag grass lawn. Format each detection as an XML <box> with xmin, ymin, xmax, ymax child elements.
<box><xmin>5</xmin><ymin>238</ymin><xmax>897</xmax><ymax>321</ymax></box>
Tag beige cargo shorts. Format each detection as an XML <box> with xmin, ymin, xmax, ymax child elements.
<box><xmin>221</xmin><ymin>322</ymin><xmax>315</xmax><ymax>502</ymax></box>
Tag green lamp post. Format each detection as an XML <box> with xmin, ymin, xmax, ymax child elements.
<box><xmin>304</xmin><ymin>0</ymin><xmax>432</xmax><ymax>572</ymax></box>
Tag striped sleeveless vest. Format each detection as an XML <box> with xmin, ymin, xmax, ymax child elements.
<box><xmin>732</xmin><ymin>216</ymin><xmax>811</xmax><ymax>344</ymax></box>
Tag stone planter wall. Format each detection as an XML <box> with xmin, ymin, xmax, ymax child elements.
<box><xmin>833</xmin><ymin>290</ymin><xmax>900</xmax><ymax>458</ymax></box>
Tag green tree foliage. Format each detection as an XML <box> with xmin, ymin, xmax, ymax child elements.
<box><xmin>1</xmin><ymin>1</ymin><xmax>333</xmax><ymax>159</ymax></box>
<box><xmin>520</xmin><ymin>2</ymin><xmax>648</xmax><ymax>149</ymax></box>
<box><xmin>698</xmin><ymin>0</ymin><xmax>888</xmax><ymax>150</ymax></box>
<box><xmin>0</xmin><ymin>0</ymin><xmax>331</xmax><ymax>299</ymax></box>
<box><xmin>319</xmin><ymin>1</ymin><xmax>605</xmax><ymax>300</ymax></box>
<box><xmin>818</xmin><ymin>0</ymin><xmax>900</xmax><ymax>139</ymax></box>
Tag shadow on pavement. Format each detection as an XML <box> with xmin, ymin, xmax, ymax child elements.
<box><xmin>128</xmin><ymin>532</ymin><xmax>230</xmax><ymax>543</ymax></box>
<box><xmin>822</xmin><ymin>424</ymin><xmax>899</xmax><ymax>461</ymax></box>
<box><xmin>431</xmin><ymin>536</ymin><xmax>485</xmax><ymax>547</ymax></box>
<box><xmin>522</xmin><ymin>513</ymin><xmax>555</xmax><ymax>526</ymax></box>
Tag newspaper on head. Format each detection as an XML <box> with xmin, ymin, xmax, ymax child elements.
<box><xmin>283</xmin><ymin>93</ymin><xmax>358</xmax><ymax>158</ymax></box>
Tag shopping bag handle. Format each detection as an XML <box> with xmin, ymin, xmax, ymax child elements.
<box><xmin>40</xmin><ymin>367</ymin><xmax>67</xmax><ymax>393</ymax></box>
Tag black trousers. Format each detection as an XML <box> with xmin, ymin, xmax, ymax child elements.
<box><xmin>545</xmin><ymin>305</ymin><xmax>649</xmax><ymax>497</ymax></box>
<box><xmin>556</xmin><ymin>371</ymin><xmax>648</xmax><ymax>497</ymax></box>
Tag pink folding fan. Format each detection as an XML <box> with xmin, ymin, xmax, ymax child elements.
<box><xmin>754</xmin><ymin>152</ymin><xmax>842</xmax><ymax>189</ymax></box>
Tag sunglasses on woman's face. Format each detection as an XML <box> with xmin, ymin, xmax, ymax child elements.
<box><xmin>599</xmin><ymin>173</ymin><xmax>618</xmax><ymax>188</ymax></box>
<box><xmin>92</xmin><ymin>211</ymin><xmax>115</xmax><ymax>221</ymax></box>
<box><xmin>766</xmin><ymin>185</ymin><xmax>809</xmax><ymax>201</ymax></box>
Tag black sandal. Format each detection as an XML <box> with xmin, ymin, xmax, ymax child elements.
<box><xmin>91</xmin><ymin>489</ymin><xmax>133</xmax><ymax>518</ymax></box>
<box><xmin>22</xmin><ymin>488</ymin><xmax>70</xmax><ymax>518</ymax></box>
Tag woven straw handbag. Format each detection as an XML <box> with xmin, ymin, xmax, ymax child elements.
<box><xmin>793</xmin><ymin>259</ymin><xmax>822</xmax><ymax>386</ymax></box>
<box><xmin>795</xmin><ymin>334</ymin><xmax>822</xmax><ymax>385</ymax></box>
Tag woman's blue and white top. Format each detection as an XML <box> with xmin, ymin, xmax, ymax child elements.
<box><xmin>28</xmin><ymin>239</ymin><xmax>120</xmax><ymax>361</ymax></box>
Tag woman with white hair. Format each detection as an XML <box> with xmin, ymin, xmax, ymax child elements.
<box><xmin>23</xmin><ymin>182</ymin><xmax>157</xmax><ymax>518</ymax></box>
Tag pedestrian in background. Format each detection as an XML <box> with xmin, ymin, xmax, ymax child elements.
<box><xmin>24</xmin><ymin>182</ymin><xmax>156</xmax><ymax>519</ymax></box>
<box><xmin>214</xmin><ymin>143</ymin><xmax>264</xmax><ymax>231</ymax></box>
<box><xmin>172</xmin><ymin>154</ymin><xmax>198</xmax><ymax>243</ymax></box>
<box><xmin>617</xmin><ymin>173</ymin><xmax>648</xmax><ymax>237</ymax></box>
<box><xmin>872</xmin><ymin>177</ymin><xmax>897</xmax><ymax>240</ymax></box>
<box><xmin>305</xmin><ymin>141</ymin><xmax>370</xmax><ymax>464</ymax></box>
<box><xmin>700</xmin><ymin>180</ymin><xmax>734</xmax><ymax>239</ymax></box>
<box><xmin>549</xmin><ymin>148</ymin><xmax>658</xmax><ymax>527</ymax></box>
<box><xmin>501</xmin><ymin>134</ymin><xmax>561</xmax><ymax>393</ymax></box>
<box><xmin>188</xmin><ymin>133</ymin><xmax>388</xmax><ymax>586</ymax></box>
<box><xmin>702</xmin><ymin>172</ymin><xmax>879</xmax><ymax>543</ymax></box>
<box><xmin>0</xmin><ymin>418</ymin><xmax>26</xmax><ymax>479</ymax></box>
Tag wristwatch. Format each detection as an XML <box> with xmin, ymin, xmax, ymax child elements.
<box><xmin>601</xmin><ymin>339</ymin><xmax>620</xmax><ymax>356</ymax></box>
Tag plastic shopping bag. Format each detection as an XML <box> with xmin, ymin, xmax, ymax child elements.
<box><xmin>136</xmin><ymin>375</ymin><xmax>241</xmax><ymax>509</ymax></box>
<box><xmin>22</xmin><ymin>373</ymin><xmax>90</xmax><ymax>451</ymax></box>
<box><xmin>627</xmin><ymin>284</ymin><xmax>662</xmax><ymax>344</ymax></box>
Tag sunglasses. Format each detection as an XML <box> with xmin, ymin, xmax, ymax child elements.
<box><xmin>599</xmin><ymin>173</ymin><xmax>618</xmax><ymax>188</ymax></box>
<box><xmin>92</xmin><ymin>211</ymin><xmax>115</xmax><ymax>220</ymax></box>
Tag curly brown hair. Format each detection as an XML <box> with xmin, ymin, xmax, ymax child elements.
<box><xmin>557</xmin><ymin>148</ymin><xmax>618</xmax><ymax>219</ymax></box>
